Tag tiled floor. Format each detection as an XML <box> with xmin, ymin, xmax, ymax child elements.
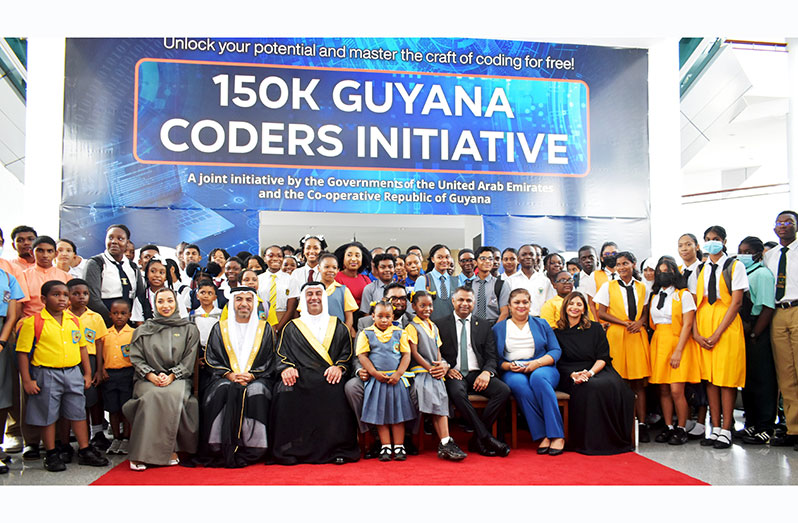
<box><xmin>2</xmin><ymin>414</ymin><xmax>797</xmax><ymax>486</ymax></box>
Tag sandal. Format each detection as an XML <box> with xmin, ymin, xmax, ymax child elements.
<box><xmin>129</xmin><ymin>461</ymin><xmax>147</xmax><ymax>471</ymax></box>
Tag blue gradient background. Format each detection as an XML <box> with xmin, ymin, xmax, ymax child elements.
<box><xmin>61</xmin><ymin>38</ymin><xmax>649</xmax><ymax>256</ymax></box>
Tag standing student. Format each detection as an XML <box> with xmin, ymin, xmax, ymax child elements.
<box><xmin>21</xmin><ymin>236</ymin><xmax>73</xmax><ymax>318</ymax></box>
<box><xmin>131</xmin><ymin>258</ymin><xmax>188</xmax><ymax>324</ymax></box>
<box><xmin>414</xmin><ymin>245</ymin><xmax>458</xmax><ymax>322</ymax></box>
<box><xmin>0</xmin><ymin>257</ymin><xmax>24</xmax><ymax>473</ymax></box>
<box><xmin>403</xmin><ymin>252</ymin><xmax>423</xmax><ymax>290</ymax></box>
<box><xmin>360</xmin><ymin>254</ymin><xmax>397</xmax><ymax>315</ymax></box>
<box><xmin>735</xmin><ymin>236</ymin><xmax>777</xmax><ymax>445</ymax></box>
<box><xmin>101</xmin><ymin>300</ymin><xmax>135</xmax><ymax>455</ymax></box>
<box><xmin>55</xmin><ymin>238</ymin><xmax>87</xmax><ymax>279</ymax></box>
<box><xmin>189</xmin><ymin>280</ymin><xmax>222</xmax><ymax>397</ymax></box>
<box><xmin>209</xmin><ymin>248</ymin><xmax>229</xmax><ymax>268</ymax></box>
<box><xmin>692</xmin><ymin>225</ymin><xmax>748</xmax><ymax>449</ymax></box>
<box><xmin>291</xmin><ymin>234</ymin><xmax>326</xmax><ymax>285</ymax></box>
<box><xmin>395</xmin><ymin>255</ymin><xmax>407</xmax><ymax>284</ymax></box>
<box><xmin>9</xmin><ymin>225</ymin><xmax>37</xmax><ymax>273</ymax></box>
<box><xmin>582</xmin><ymin>242</ymin><xmax>620</xmax><ymax>323</ymax></box>
<box><xmin>501</xmin><ymin>248</ymin><xmax>518</xmax><ymax>280</ymax></box>
<box><xmin>357</xmin><ymin>299</ymin><xmax>416</xmax><ymax>461</ymax></box>
<box><xmin>334</xmin><ymin>242</ymin><xmax>372</xmax><ymax>307</ymax></box>
<box><xmin>281</xmin><ymin>255</ymin><xmax>298</xmax><ymax>276</ymax></box>
<box><xmin>318</xmin><ymin>254</ymin><xmax>358</xmax><ymax>337</ymax></box>
<box><xmin>219</xmin><ymin>257</ymin><xmax>244</xmax><ymax>301</ymax></box>
<box><xmin>507</xmin><ymin>244</ymin><xmax>547</xmax><ymax>311</ymax></box>
<box><xmin>457</xmin><ymin>249</ymin><xmax>477</xmax><ymax>286</ymax></box>
<box><xmin>677</xmin><ymin>232</ymin><xmax>708</xmax><ymax>439</ymax></box>
<box><xmin>527</xmin><ymin>253</ymin><xmax>563</xmax><ymax>317</ymax></box>
<box><xmin>85</xmin><ymin>224</ymin><xmax>143</xmax><ymax>326</ymax></box>
<box><xmin>648</xmin><ymin>256</ymin><xmax>701</xmax><ymax>445</ymax></box>
<box><xmin>257</xmin><ymin>245</ymin><xmax>299</xmax><ymax>334</ymax></box>
<box><xmin>470</xmin><ymin>246</ymin><xmax>510</xmax><ymax>322</ymax></box>
<box><xmin>540</xmin><ymin>271</ymin><xmax>575</xmax><ymax>329</ymax></box>
<box><xmin>66</xmin><ymin>279</ymin><xmax>110</xmax><ymax>454</ymax></box>
<box><xmin>406</xmin><ymin>291</ymin><xmax>467</xmax><ymax>461</ymax></box>
<box><xmin>16</xmin><ymin>281</ymin><xmax>109</xmax><ymax>472</ymax></box>
<box><xmin>764</xmin><ymin>211</ymin><xmax>798</xmax><ymax>449</ymax></box>
<box><xmin>595</xmin><ymin>251</ymin><xmax>652</xmax><ymax>441</ymax></box>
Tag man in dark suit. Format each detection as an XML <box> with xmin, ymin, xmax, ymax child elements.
<box><xmin>436</xmin><ymin>286</ymin><xmax>511</xmax><ymax>457</ymax></box>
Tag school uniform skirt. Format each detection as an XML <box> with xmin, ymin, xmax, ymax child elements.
<box><xmin>649</xmin><ymin>323</ymin><xmax>701</xmax><ymax>384</ymax></box>
<box><xmin>605</xmin><ymin>325</ymin><xmax>650</xmax><ymax>380</ymax></box>
<box><xmin>696</xmin><ymin>302</ymin><xmax>746</xmax><ymax>388</ymax></box>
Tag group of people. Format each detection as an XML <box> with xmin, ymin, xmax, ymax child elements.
<box><xmin>1</xmin><ymin>209</ymin><xmax>798</xmax><ymax>474</ymax></box>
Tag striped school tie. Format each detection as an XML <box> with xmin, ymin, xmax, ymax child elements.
<box><xmin>267</xmin><ymin>273</ymin><xmax>278</xmax><ymax>325</ymax></box>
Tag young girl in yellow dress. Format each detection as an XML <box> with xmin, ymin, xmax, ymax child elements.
<box><xmin>692</xmin><ymin>225</ymin><xmax>748</xmax><ymax>449</ymax></box>
<box><xmin>595</xmin><ymin>251</ymin><xmax>651</xmax><ymax>441</ymax></box>
<box><xmin>648</xmin><ymin>256</ymin><xmax>701</xmax><ymax>445</ymax></box>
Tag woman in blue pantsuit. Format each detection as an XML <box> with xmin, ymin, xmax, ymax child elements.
<box><xmin>493</xmin><ymin>288</ymin><xmax>565</xmax><ymax>455</ymax></box>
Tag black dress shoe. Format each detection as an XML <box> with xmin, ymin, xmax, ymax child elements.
<box><xmin>364</xmin><ymin>441</ymin><xmax>382</xmax><ymax>460</ymax></box>
<box><xmin>22</xmin><ymin>446</ymin><xmax>40</xmax><ymax>460</ymax></box>
<box><xmin>44</xmin><ymin>451</ymin><xmax>66</xmax><ymax>472</ymax></box>
<box><xmin>58</xmin><ymin>442</ymin><xmax>74</xmax><ymax>464</ymax></box>
<box><xmin>771</xmin><ymin>432</ymin><xmax>798</xmax><ymax>447</ymax></box>
<box><xmin>536</xmin><ymin>445</ymin><xmax>549</xmax><ymax>455</ymax></box>
<box><xmin>637</xmin><ymin>424</ymin><xmax>650</xmax><ymax>443</ymax></box>
<box><xmin>90</xmin><ymin>432</ymin><xmax>112</xmax><ymax>452</ymax></box>
<box><xmin>393</xmin><ymin>446</ymin><xmax>407</xmax><ymax>461</ymax></box>
<box><xmin>548</xmin><ymin>446</ymin><xmax>564</xmax><ymax>456</ymax></box>
<box><xmin>485</xmin><ymin>436</ymin><xmax>510</xmax><ymax>457</ymax></box>
<box><xmin>437</xmin><ymin>439</ymin><xmax>467</xmax><ymax>461</ymax></box>
<box><xmin>468</xmin><ymin>437</ymin><xmax>496</xmax><ymax>457</ymax></box>
<box><xmin>668</xmin><ymin>427</ymin><xmax>688</xmax><ymax>446</ymax></box>
<box><xmin>699</xmin><ymin>436</ymin><xmax>717</xmax><ymax>447</ymax></box>
<box><xmin>655</xmin><ymin>427</ymin><xmax>673</xmax><ymax>443</ymax></box>
<box><xmin>403</xmin><ymin>437</ymin><xmax>419</xmax><ymax>456</ymax></box>
<box><xmin>712</xmin><ymin>434</ymin><xmax>732</xmax><ymax>449</ymax></box>
<box><xmin>378</xmin><ymin>447</ymin><xmax>392</xmax><ymax>462</ymax></box>
<box><xmin>742</xmin><ymin>429</ymin><xmax>772</xmax><ymax>445</ymax></box>
<box><xmin>78</xmin><ymin>447</ymin><xmax>109</xmax><ymax>467</ymax></box>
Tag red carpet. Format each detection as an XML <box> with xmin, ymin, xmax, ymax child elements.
<box><xmin>92</xmin><ymin>448</ymin><xmax>706</xmax><ymax>486</ymax></box>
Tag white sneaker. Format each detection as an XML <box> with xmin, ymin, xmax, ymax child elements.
<box><xmin>107</xmin><ymin>439</ymin><xmax>122</xmax><ymax>455</ymax></box>
<box><xmin>118</xmin><ymin>439</ymin><xmax>129</xmax><ymax>455</ymax></box>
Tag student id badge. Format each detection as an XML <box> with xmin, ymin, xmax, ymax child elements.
<box><xmin>72</xmin><ymin>330</ymin><xmax>81</xmax><ymax>343</ymax></box>
<box><xmin>84</xmin><ymin>328</ymin><xmax>96</xmax><ymax>343</ymax></box>
<box><xmin>2</xmin><ymin>290</ymin><xmax>10</xmax><ymax>303</ymax></box>
<box><xmin>121</xmin><ymin>344</ymin><xmax>130</xmax><ymax>358</ymax></box>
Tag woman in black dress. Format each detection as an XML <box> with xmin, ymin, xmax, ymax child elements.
<box><xmin>554</xmin><ymin>291</ymin><xmax>635</xmax><ymax>455</ymax></box>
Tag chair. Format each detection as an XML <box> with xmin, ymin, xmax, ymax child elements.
<box><xmin>556</xmin><ymin>391</ymin><xmax>570</xmax><ymax>441</ymax></box>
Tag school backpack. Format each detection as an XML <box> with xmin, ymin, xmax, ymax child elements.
<box><xmin>16</xmin><ymin>311</ymin><xmax>81</xmax><ymax>357</ymax></box>
<box><xmin>696</xmin><ymin>258</ymin><xmax>735</xmax><ymax>295</ymax></box>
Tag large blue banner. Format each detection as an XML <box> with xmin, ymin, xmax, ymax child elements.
<box><xmin>61</xmin><ymin>38</ymin><xmax>649</xmax><ymax>255</ymax></box>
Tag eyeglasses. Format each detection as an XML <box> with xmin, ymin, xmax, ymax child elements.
<box><xmin>388</xmin><ymin>296</ymin><xmax>408</xmax><ymax>302</ymax></box>
<box><xmin>555</xmin><ymin>278</ymin><xmax>574</xmax><ymax>284</ymax></box>
<box><xmin>775</xmin><ymin>221</ymin><xmax>795</xmax><ymax>227</ymax></box>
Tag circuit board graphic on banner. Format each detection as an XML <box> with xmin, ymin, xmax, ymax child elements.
<box><xmin>61</xmin><ymin>37</ymin><xmax>649</xmax><ymax>254</ymax></box>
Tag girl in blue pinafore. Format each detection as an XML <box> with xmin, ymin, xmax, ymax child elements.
<box><xmin>357</xmin><ymin>300</ymin><xmax>416</xmax><ymax>461</ymax></box>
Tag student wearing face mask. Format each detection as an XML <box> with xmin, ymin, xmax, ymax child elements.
<box><xmin>648</xmin><ymin>256</ymin><xmax>701</xmax><ymax>446</ymax></box>
<box><xmin>691</xmin><ymin>226</ymin><xmax>748</xmax><ymax>449</ymax></box>
<box><xmin>734</xmin><ymin>236</ymin><xmax>777</xmax><ymax>445</ymax></box>
<box><xmin>581</xmin><ymin>242</ymin><xmax>619</xmax><ymax>325</ymax></box>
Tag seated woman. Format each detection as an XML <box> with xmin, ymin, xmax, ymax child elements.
<box><xmin>553</xmin><ymin>291</ymin><xmax>635</xmax><ymax>455</ymax></box>
<box><xmin>493</xmin><ymin>288</ymin><xmax>565</xmax><ymax>455</ymax></box>
<box><xmin>123</xmin><ymin>288</ymin><xmax>200</xmax><ymax>471</ymax></box>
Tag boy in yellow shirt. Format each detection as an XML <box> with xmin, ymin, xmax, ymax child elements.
<box><xmin>16</xmin><ymin>280</ymin><xmax>109</xmax><ymax>472</ymax></box>
<box><xmin>101</xmin><ymin>300</ymin><xmax>135</xmax><ymax>454</ymax></box>
<box><xmin>67</xmin><ymin>279</ymin><xmax>110</xmax><ymax>453</ymax></box>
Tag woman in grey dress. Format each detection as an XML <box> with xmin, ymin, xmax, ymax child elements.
<box><xmin>406</xmin><ymin>290</ymin><xmax>467</xmax><ymax>461</ymax></box>
<box><xmin>123</xmin><ymin>288</ymin><xmax>199</xmax><ymax>470</ymax></box>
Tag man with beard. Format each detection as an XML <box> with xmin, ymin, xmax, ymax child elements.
<box><xmin>197</xmin><ymin>287</ymin><xmax>276</xmax><ymax>467</ymax></box>
<box><xmin>270</xmin><ymin>282</ymin><xmax>360</xmax><ymax>464</ymax></box>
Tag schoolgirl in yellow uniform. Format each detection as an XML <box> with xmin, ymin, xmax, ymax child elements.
<box><xmin>595</xmin><ymin>251</ymin><xmax>651</xmax><ymax>441</ymax></box>
<box><xmin>691</xmin><ymin>225</ymin><xmax>748</xmax><ymax>449</ymax></box>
